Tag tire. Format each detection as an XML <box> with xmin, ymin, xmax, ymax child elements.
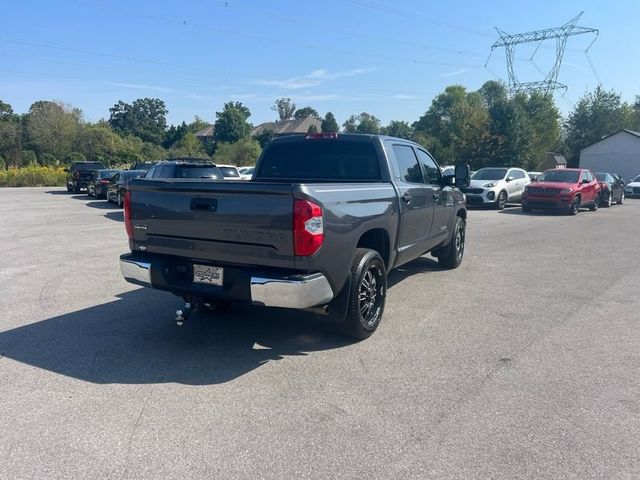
<box><xmin>117</xmin><ymin>192</ymin><xmax>122</xmax><ymax>207</ymax></box>
<box><xmin>603</xmin><ymin>192</ymin><xmax>612</xmax><ymax>208</ymax></box>
<box><xmin>617</xmin><ymin>192</ymin><xmax>625</xmax><ymax>205</ymax></box>
<box><xmin>496</xmin><ymin>190</ymin><xmax>507</xmax><ymax>210</ymax></box>
<box><xmin>66</xmin><ymin>184</ymin><xmax>72</xmax><ymax>192</ymax></box>
<box><xmin>522</xmin><ymin>205</ymin><xmax>531</xmax><ymax>213</ymax></box>
<box><xmin>437</xmin><ymin>216</ymin><xmax>466</xmax><ymax>269</ymax></box>
<box><xmin>568</xmin><ymin>197</ymin><xmax>580</xmax><ymax>215</ymax></box>
<box><xmin>589</xmin><ymin>195</ymin><xmax>599</xmax><ymax>211</ymax></box>
<box><xmin>73</xmin><ymin>184</ymin><xmax>80</xmax><ymax>194</ymax></box>
<box><xmin>341</xmin><ymin>248</ymin><xmax>387</xmax><ymax>340</ymax></box>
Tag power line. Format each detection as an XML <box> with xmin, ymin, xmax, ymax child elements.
<box><xmin>62</xmin><ymin>0</ymin><xmax>483</xmax><ymax>70</ymax></box>
<box><xmin>344</xmin><ymin>0</ymin><xmax>495</xmax><ymax>38</ymax></box>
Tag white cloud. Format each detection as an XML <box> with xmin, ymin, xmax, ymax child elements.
<box><xmin>253</xmin><ymin>67</ymin><xmax>376</xmax><ymax>90</ymax></box>
<box><xmin>104</xmin><ymin>81</ymin><xmax>176</xmax><ymax>93</ymax></box>
<box><xmin>437</xmin><ymin>68</ymin><xmax>468</xmax><ymax>78</ymax></box>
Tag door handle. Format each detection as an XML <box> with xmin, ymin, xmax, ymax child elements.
<box><xmin>402</xmin><ymin>192</ymin><xmax>412</xmax><ymax>203</ymax></box>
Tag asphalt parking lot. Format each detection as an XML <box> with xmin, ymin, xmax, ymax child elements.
<box><xmin>1</xmin><ymin>187</ymin><xmax>639</xmax><ymax>480</ymax></box>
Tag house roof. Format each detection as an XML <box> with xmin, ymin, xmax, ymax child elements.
<box><xmin>194</xmin><ymin>125</ymin><xmax>215</xmax><ymax>138</ymax></box>
<box><xmin>252</xmin><ymin>116</ymin><xmax>322</xmax><ymax>136</ymax></box>
<box><xmin>581</xmin><ymin>129</ymin><xmax>640</xmax><ymax>151</ymax></box>
<box><xmin>545</xmin><ymin>152</ymin><xmax>567</xmax><ymax>166</ymax></box>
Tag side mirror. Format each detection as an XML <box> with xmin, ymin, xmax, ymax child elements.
<box><xmin>454</xmin><ymin>163</ymin><xmax>471</xmax><ymax>188</ymax></box>
<box><xmin>443</xmin><ymin>174</ymin><xmax>455</xmax><ymax>186</ymax></box>
<box><xmin>582</xmin><ymin>178</ymin><xmax>590</xmax><ymax>184</ymax></box>
<box><xmin>506</xmin><ymin>176</ymin><xmax>514</xmax><ymax>182</ymax></box>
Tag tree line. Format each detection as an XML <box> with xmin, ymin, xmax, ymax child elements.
<box><xmin>1</xmin><ymin>80</ymin><xmax>639</xmax><ymax>171</ymax></box>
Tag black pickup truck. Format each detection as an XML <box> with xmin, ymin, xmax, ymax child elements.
<box><xmin>120</xmin><ymin>133</ymin><xmax>469</xmax><ymax>338</ymax></box>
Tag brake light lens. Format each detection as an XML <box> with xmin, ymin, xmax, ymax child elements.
<box><xmin>293</xmin><ymin>199</ymin><xmax>324</xmax><ymax>256</ymax></box>
<box><xmin>305</xmin><ymin>132</ymin><xmax>338</xmax><ymax>140</ymax></box>
<box><xmin>123</xmin><ymin>190</ymin><xmax>133</xmax><ymax>240</ymax></box>
<box><xmin>99</xmin><ymin>179</ymin><xmax>109</xmax><ymax>184</ymax></box>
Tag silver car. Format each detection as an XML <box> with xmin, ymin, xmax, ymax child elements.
<box><xmin>464</xmin><ymin>167</ymin><xmax>530</xmax><ymax>209</ymax></box>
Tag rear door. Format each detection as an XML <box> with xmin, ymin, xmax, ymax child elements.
<box><xmin>414</xmin><ymin>148</ymin><xmax>449</xmax><ymax>243</ymax></box>
<box><xmin>386</xmin><ymin>142</ymin><xmax>435</xmax><ymax>265</ymax></box>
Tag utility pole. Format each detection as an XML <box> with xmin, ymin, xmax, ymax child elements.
<box><xmin>485</xmin><ymin>12</ymin><xmax>599</xmax><ymax>94</ymax></box>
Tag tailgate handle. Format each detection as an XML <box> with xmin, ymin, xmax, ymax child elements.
<box><xmin>190</xmin><ymin>198</ymin><xmax>218</xmax><ymax>211</ymax></box>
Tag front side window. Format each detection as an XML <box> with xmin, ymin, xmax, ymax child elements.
<box><xmin>472</xmin><ymin>168</ymin><xmax>508</xmax><ymax>181</ymax></box>
<box><xmin>392</xmin><ymin>145</ymin><xmax>423</xmax><ymax>184</ymax></box>
<box><xmin>415</xmin><ymin>149</ymin><xmax>441</xmax><ymax>185</ymax></box>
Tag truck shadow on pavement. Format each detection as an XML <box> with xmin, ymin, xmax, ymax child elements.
<box><xmin>387</xmin><ymin>256</ymin><xmax>442</xmax><ymax>288</ymax></box>
<box><xmin>0</xmin><ymin>288</ymin><xmax>352</xmax><ymax>386</ymax></box>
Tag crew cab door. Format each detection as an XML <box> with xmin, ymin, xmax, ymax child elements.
<box><xmin>414</xmin><ymin>148</ymin><xmax>450</xmax><ymax>244</ymax></box>
<box><xmin>387</xmin><ymin>143</ymin><xmax>435</xmax><ymax>266</ymax></box>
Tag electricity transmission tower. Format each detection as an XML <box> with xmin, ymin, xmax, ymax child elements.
<box><xmin>485</xmin><ymin>12</ymin><xmax>598</xmax><ymax>94</ymax></box>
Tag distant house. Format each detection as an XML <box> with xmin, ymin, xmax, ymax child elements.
<box><xmin>252</xmin><ymin>116</ymin><xmax>322</xmax><ymax>137</ymax></box>
<box><xmin>580</xmin><ymin>129</ymin><xmax>640</xmax><ymax>182</ymax></box>
<box><xmin>194</xmin><ymin>125</ymin><xmax>215</xmax><ymax>143</ymax></box>
<box><xmin>540</xmin><ymin>152</ymin><xmax>567</xmax><ymax>170</ymax></box>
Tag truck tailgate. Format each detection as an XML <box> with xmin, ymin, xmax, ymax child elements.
<box><xmin>128</xmin><ymin>179</ymin><xmax>295</xmax><ymax>269</ymax></box>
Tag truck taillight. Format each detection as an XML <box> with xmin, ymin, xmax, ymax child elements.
<box><xmin>124</xmin><ymin>190</ymin><xmax>133</xmax><ymax>240</ymax></box>
<box><xmin>293</xmin><ymin>199</ymin><xmax>324</xmax><ymax>256</ymax></box>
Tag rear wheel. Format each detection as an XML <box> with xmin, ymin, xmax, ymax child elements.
<box><xmin>437</xmin><ymin>216</ymin><xmax>466</xmax><ymax>269</ymax></box>
<box><xmin>617</xmin><ymin>192</ymin><xmax>625</xmax><ymax>205</ymax></box>
<box><xmin>569</xmin><ymin>197</ymin><xmax>580</xmax><ymax>215</ymax></box>
<box><xmin>341</xmin><ymin>248</ymin><xmax>387</xmax><ymax>340</ymax></box>
<box><xmin>73</xmin><ymin>184</ymin><xmax>80</xmax><ymax>194</ymax></box>
<box><xmin>589</xmin><ymin>195</ymin><xmax>599</xmax><ymax>211</ymax></box>
<box><xmin>117</xmin><ymin>192</ymin><xmax>122</xmax><ymax>207</ymax></box>
<box><xmin>603</xmin><ymin>191</ymin><xmax>612</xmax><ymax>207</ymax></box>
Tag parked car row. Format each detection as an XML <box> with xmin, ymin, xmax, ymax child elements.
<box><xmin>460</xmin><ymin>165</ymin><xmax>633</xmax><ymax>215</ymax></box>
<box><xmin>70</xmin><ymin>159</ymin><xmax>251</xmax><ymax>208</ymax></box>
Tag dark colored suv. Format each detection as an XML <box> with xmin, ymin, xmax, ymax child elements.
<box><xmin>88</xmin><ymin>169</ymin><xmax>118</xmax><ymax>198</ymax></box>
<box><xmin>106</xmin><ymin>170</ymin><xmax>146</xmax><ymax>207</ymax></box>
<box><xmin>144</xmin><ymin>161</ymin><xmax>224</xmax><ymax>179</ymax></box>
<box><xmin>65</xmin><ymin>161</ymin><xmax>106</xmax><ymax>193</ymax></box>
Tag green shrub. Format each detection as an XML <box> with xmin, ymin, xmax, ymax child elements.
<box><xmin>0</xmin><ymin>166</ymin><xmax>67</xmax><ymax>187</ymax></box>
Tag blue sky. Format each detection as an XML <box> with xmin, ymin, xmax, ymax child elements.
<box><xmin>1</xmin><ymin>0</ymin><xmax>638</xmax><ymax>127</ymax></box>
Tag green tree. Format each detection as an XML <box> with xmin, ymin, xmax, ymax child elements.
<box><xmin>413</xmin><ymin>85</ymin><xmax>490</xmax><ymax>167</ymax></box>
<box><xmin>343</xmin><ymin>113</ymin><xmax>381</xmax><ymax>134</ymax></box>
<box><xmin>272</xmin><ymin>98</ymin><xmax>296</xmax><ymax>121</ymax></box>
<box><xmin>76</xmin><ymin>123</ymin><xmax>122</xmax><ymax>165</ymax></box>
<box><xmin>108</xmin><ymin>97</ymin><xmax>168</xmax><ymax>145</ymax></box>
<box><xmin>294</xmin><ymin>107</ymin><xmax>320</xmax><ymax>120</ymax></box>
<box><xmin>39</xmin><ymin>153</ymin><xmax>58</xmax><ymax>166</ymax></box>
<box><xmin>163</xmin><ymin>122</ymin><xmax>188</xmax><ymax>149</ymax></box>
<box><xmin>383</xmin><ymin>120</ymin><xmax>413</xmax><ymax>139</ymax></box>
<box><xmin>307</xmin><ymin>124</ymin><xmax>318</xmax><ymax>133</ymax></box>
<box><xmin>0</xmin><ymin>121</ymin><xmax>22</xmax><ymax>167</ymax></box>
<box><xmin>171</xmin><ymin>132</ymin><xmax>207</xmax><ymax>158</ymax></box>
<box><xmin>23</xmin><ymin>101</ymin><xmax>82</xmax><ymax>161</ymax></box>
<box><xmin>22</xmin><ymin>150</ymin><xmax>38</xmax><ymax>166</ymax></box>
<box><xmin>0</xmin><ymin>154</ymin><xmax>5</xmax><ymax>170</ymax></box>
<box><xmin>0</xmin><ymin>100</ymin><xmax>13</xmax><ymax>120</ymax></box>
<box><xmin>214</xmin><ymin>102</ymin><xmax>252</xmax><ymax>144</ymax></box>
<box><xmin>321</xmin><ymin>112</ymin><xmax>339</xmax><ymax>132</ymax></box>
<box><xmin>254</xmin><ymin>129</ymin><xmax>275</xmax><ymax>148</ymax></box>
<box><xmin>213</xmin><ymin>138</ymin><xmax>262</xmax><ymax>167</ymax></box>
<box><xmin>564</xmin><ymin>86</ymin><xmax>634</xmax><ymax>166</ymax></box>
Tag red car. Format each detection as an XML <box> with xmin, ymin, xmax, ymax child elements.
<box><xmin>522</xmin><ymin>168</ymin><xmax>601</xmax><ymax>215</ymax></box>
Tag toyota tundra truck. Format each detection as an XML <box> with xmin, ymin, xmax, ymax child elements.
<box><xmin>120</xmin><ymin>133</ymin><xmax>470</xmax><ymax>339</ymax></box>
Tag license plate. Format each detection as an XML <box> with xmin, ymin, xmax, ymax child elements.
<box><xmin>193</xmin><ymin>264</ymin><xmax>223</xmax><ymax>286</ymax></box>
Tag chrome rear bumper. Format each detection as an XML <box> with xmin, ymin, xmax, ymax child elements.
<box><xmin>119</xmin><ymin>254</ymin><xmax>334</xmax><ymax>309</ymax></box>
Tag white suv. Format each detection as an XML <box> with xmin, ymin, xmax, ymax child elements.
<box><xmin>464</xmin><ymin>167</ymin><xmax>530</xmax><ymax>209</ymax></box>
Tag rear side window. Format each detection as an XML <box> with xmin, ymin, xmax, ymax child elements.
<box><xmin>175</xmin><ymin>165</ymin><xmax>223</xmax><ymax>179</ymax></box>
<box><xmin>392</xmin><ymin>145</ymin><xmax>423</xmax><ymax>184</ymax></box>
<box><xmin>219</xmin><ymin>167</ymin><xmax>240</xmax><ymax>178</ymax></box>
<box><xmin>512</xmin><ymin>170</ymin><xmax>526</xmax><ymax>179</ymax></box>
<box><xmin>257</xmin><ymin>141</ymin><xmax>382</xmax><ymax>182</ymax></box>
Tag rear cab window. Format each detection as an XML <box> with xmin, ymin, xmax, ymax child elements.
<box><xmin>257</xmin><ymin>140</ymin><xmax>383</xmax><ymax>182</ymax></box>
<box><xmin>175</xmin><ymin>165</ymin><xmax>223</xmax><ymax>179</ymax></box>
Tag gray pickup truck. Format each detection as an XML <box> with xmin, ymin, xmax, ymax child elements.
<box><xmin>120</xmin><ymin>133</ymin><xmax>469</xmax><ymax>339</ymax></box>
